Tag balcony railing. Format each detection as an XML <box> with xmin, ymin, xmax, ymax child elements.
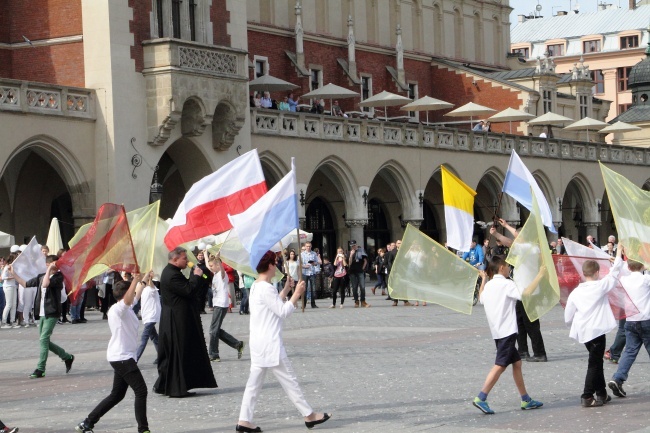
<box><xmin>251</xmin><ymin>109</ymin><xmax>650</xmax><ymax>166</ymax></box>
<box><xmin>0</xmin><ymin>78</ymin><xmax>95</xmax><ymax>120</ymax></box>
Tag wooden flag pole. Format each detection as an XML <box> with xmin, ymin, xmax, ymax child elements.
<box><xmin>494</xmin><ymin>192</ymin><xmax>504</xmax><ymax>222</ymax></box>
<box><xmin>295</xmin><ymin>227</ymin><xmax>305</xmax><ymax>312</ymax></box>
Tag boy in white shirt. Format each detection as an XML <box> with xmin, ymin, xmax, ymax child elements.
<box><xmin>75</xmin><ymin>273</ymin><xmax>150</xmax><ymax>433</ymax></box>
<box><xmin>473</xmin><ymin>256</ymin><xmax>545</xmax><ymax>415</ymax></box>
<box><xmin>608</xmin><ymin>258</ymin><xmax>650</xmax><ymax>398</ymax></box>
<box><xmin>135</xmin><ymin>276</ymin><xmax>161</xmax><ymax>364</ymax></box>
<box><xmin>207</xmin><ymin>255</ymin><xmax>244</xmax><ymax>362</ymax></box>
<box><xmin>565</xmin><ymin>246</ymin><xmax>624</xmax><ymax>407</ymax></box>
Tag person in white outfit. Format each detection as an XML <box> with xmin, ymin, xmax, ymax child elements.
<box><xmin>565</xmin><ymin>246</ymin><xmax>624</xmax><ymax>407</ymax></box>
<box><xmin>236</xmin><ymin>250</ymin><xmax>330</xmax><ymax>433</ymax></box>
<box><xmin>1</xmin><ymin>254</ymin><xmax>18</xmax><ymax>328</ymax></box>
<box><xmin>135</xmin><ymin>273</ymin><xmax>161</xmax><ymax>364</ymax></box>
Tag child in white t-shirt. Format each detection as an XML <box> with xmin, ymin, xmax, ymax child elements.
<box><xmin>565</xmin><ymin>246</ymin><xmax>624</xmax><ymax>407</ymax></box>
<box><xmin>207</xmin><ymin>255</ymin><xmax>244</xmax><ymax>362</ymax></box>
<box><xmin>135</xmin><ymin>274</ymin><xmax>161</xmax><ymax>364</ymax></box>
<box><xmin>473</xmin><ymin>256</ymin><xmax>546</xmax><ymax>415</ymax></box>
<box><xmin>76</xmin><ymin>273</ymin><xmax>150</xmax><ymax>433</ymax></box>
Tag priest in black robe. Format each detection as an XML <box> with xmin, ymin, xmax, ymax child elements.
<box><xmin>153</xmin><ymin>247</ymin><xmax>217</xmax><ymax>397</ymax></box>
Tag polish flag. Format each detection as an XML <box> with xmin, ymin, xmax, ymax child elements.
<box><xmin>164</xmin><ymin>149</ymin><xmax>267</xmax><ymax>250</ymax></box>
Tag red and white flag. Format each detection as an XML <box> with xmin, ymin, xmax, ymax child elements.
<box><xmin>164</xmin><ymin>149</ymin><xmax>267</xmax><ymax>250</ymax></box>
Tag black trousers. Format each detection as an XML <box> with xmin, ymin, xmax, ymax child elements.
<box><xmin>515</xmin><ymin>301</ymin><xmax>546</xmax><ymax>356</ymax></box>
<box><xmin>101</xmin><ymin>284</ymin><xmax>116</xmax><ymax>314</ymax></box>
<box><xmin>583</xmin><ymin>334</ymin><xmax>607</xmax><ymax>399</ymax></box>
<box><xmin>86</xmin><ymin>358</ymin><xmax>149</xmax><ymax>433</ymax></box>
<box><xmin>331</xmin><ymin>277</ymin><xmax>346</xmax><ymax>305</ymax></box>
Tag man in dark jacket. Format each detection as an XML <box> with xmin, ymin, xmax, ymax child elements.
<box><xmin>13</xmin><ymin>255</ymin><xmax>74</xmax><ymax>378</ymax></box>
<box><xmin>153</xmin><ymin>247</ymin><xmax>217</xmax><ymax>397</ymax></box>
<box><xmin>194</xmin><ymin>250</ymin><xmax>212</xmax><ymax>314</ymax></box>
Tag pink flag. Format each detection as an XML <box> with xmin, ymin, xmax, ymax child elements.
<box><xmin>164</xmin><ymin>149</ymin><xmax>267</xmax><ymax>250</ymax></box>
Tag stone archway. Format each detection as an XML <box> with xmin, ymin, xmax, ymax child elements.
<box><xmin>259</xmin><ymin>150</ymin><xmax>289</xmax><ymax>189</ymax></box>
<box><xmin>0</xmin><ymin>135</ymin><xmax>92</xmax><ymax>245</ymax></box>
<box><xmin>562</xmin><ymin>175</ymin><xmax>596</xmax><ymax>244</ymax></box>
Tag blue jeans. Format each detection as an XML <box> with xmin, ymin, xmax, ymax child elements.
<box><xmin>70</xmin><ymin>292</ymin><xmax>85</xmax><ymax>320</ymax></box>
<box><xmin>302</xmin><ymin>274</ymin><xmax>316</xmax><ymax>304</ymax></box>
<box><xmin>136</xmin><ymin>322</ymin><xmax>159</xmax><ymax>361</ymax></box>
<box><xmin>612</xmin><ymin>320</ymin><xmax>650</xmax><ymax>384</ymax></box>
<box><xmin>609</xmin><ymin>319</ymin><xmax>626</xmax><ymax>360</ymax></box>
<box><xmin>349</xmin><ymin>272</ymin><xmax>366</xmax><ymax>303</ymax></box>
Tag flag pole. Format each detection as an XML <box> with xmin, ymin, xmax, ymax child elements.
<box><xmin>215</xmin><ymin>230</ymin><xmax>232</xmax><ymax>256</ymax></box>
<box><xmin>494</xmin><ymin>192</ymin><xmax>504</xmax><ymax>222</ymax></box>
<box><xmin>295</xmin><ymin>227</ymin><xmax>305</xmax><ymax>313</ymax></box>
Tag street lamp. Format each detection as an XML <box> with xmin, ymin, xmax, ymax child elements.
<box><xmin>149</xmin><ymin>166</ymin><xmax>163</xmax><ymax>204</ymax></box>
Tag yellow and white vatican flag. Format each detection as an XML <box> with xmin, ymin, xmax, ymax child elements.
<box><xmin>506</xmin><ymin>189</ymin><xmax>559</xmax><ymax>322</ymax></box>
<box><xmin>388</xmin><ymin>224</ymin><xmax>479</xmax><ymax>314</ymax></box>
<box><xmin>601</xmin><ymin>162</ymin><xmax>650</xmax><ymax>268</ymax></box>
<box><xmin>441</xmin><ymin>165</ymin><xmax>476</xmax><ymax>252</ymax></box>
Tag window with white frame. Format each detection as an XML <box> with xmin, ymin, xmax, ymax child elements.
<box><xmin>361</xmin><ymin>75</ymin><xmax>373</xmax><ymax>113</ymax></box>
<box><xmin>254</xmin><ymin>56</ymin><xmax>269</xmax><ymax>78</ymax></box>
<box><xmin>152</xmin><ymin>0</ymin><xmax>213</xmax><ymax>44</ymax></box>
<box><xmin>408</xmin><ymin>83</ymin><xmax>418</xmax><ymax>119</ymax></box>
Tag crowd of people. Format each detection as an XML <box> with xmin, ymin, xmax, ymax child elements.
<box><xmin>2</xmin><ymin>217</ymin><xmax>649</xmax><ymax>431</ymax></box>
<box><xmin>250</xmin><ymin>91</ymin><xmax>351</xmax><ymax>117</ymax></box>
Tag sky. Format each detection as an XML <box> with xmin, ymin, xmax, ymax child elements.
<box><xmin>510</xmin><ymin>0</ymin><xmax>604</xmax><ymax>27</ymax></box>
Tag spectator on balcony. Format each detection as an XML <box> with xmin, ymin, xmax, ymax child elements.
<box><xmin>260</xmin><ymin>92</ymin><xmax>273</xmax><ymax>109</ymax></box>
<box><xmin>332</xmin><ymin>101</ymin><xmax>343</xmax><ymax>117</ymax></box>
<box><xmin>278</xmin><ymin>96</ymin><xmax>290</xmax><ymax>111</ymax></box>
<box><xmin>309</xmin><ymin>100</ymin><xmax>324</xmax><ymax>114</ymax></box>
<box><xmin>287</xmin><ymin>93</ymin><xmax>300</xmax><ymax>112</ymax></box>
<box><xmin>483</xmin><ymin>121</ymin><xmax>492</xmax><ymax>132</ymax></box>
<box><xmin>253</xmin><ymin>93</ymin><xmax>262</xmax><ymax>109</ymax></box>
<box><xmin>473</xmin><ymin>121</ymin><xmax>485</xmax><ymax>131</ymax></box>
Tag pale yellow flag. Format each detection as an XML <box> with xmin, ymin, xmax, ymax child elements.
<box><xmin>506</xmin><ymin>190</ymin><xmax>559</xmax><ymax>321</ymax></box>
<box><xmin>601</xmin><ymin>162</ymin><xmax>650</xmax><ymax>268</ymax></box>
<box><xmin>387</xmin><ymin>224</ymin><xmax>478</xmax><ymax>315</ymax></box>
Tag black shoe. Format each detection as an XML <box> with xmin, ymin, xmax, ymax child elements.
<box><xmin>526</xmin><ymin>355</ymin><xmax>547</xmax><ymax>362</ymax></box>
<box><xmin>311</xmin><ymin>304</ymin><xmax>318</xmax><ymax>308</ymax></box>
<box><xmin>608</xmin><ymin>380</ymin><xmax>627</xmax><ymax>397</ymax></box>
<box><xmin>78</xmin><ymin>318</ymin><xmax>87</xmax><ymax>323</ymax></box>
<box><xmin>596</xmin><ymin>394</ymin><xmax>611</xmax><ymax>404</ymax></box>
<box><xmin>235</xmin><ymin>425</ymin><xmax>262</xmax><ymax>432</ymax></box>
<box><xmin>237</xmin><ymin>341</ymin><xmax>245</xmax><ymax>360</ymax></box>
<box><xmin>581</xmin><ymin>396</ymin><xmax>603</xmax><ymax>407</ymax></box>
<box><xmin>29</xmin><ymin>369</ymin><xmax>45</xmax><ymax>379</ymax></box>
<box><xmin>210</xmin><ymin>356</ymin><xmax>221</xmax><ymax>362</ymax></box>
<box><xmin>385</xmin><ymin>297</ymin><xmax>392</xmax><ymax>300</ymax></box>
<box><xmin>71</xmin><ymin>319</ymin><xmax>80</xmax><ymax>324</ymax></box>
<box><xmin>305</xmin><ymin>413</ymin><xmax>330</xmax><ymax>429</ymax></box>
<box><xmin>65</xmin><ymin>355</ymin><xmax>75</xmax><ymax>373</ymax></box>
<box><xmin>75</xmin><ymin>422</ymin><xmax>93</xmax><ymax>433</ymax></box>
<box><xmin>102</xmin><ymin>313</ymin><xmax>108</xmax><ymax>320</ymax></box>
<box><xmin>518</xmin><ymin>351</ymin><xmax>530</xmax><ymax>358</ymax></box>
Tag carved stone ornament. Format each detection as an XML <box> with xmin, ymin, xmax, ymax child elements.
<box><xmin>179</xmin><ymin>46</ymin><xmax>237</xmax><ymax>76</ymax></box>
<box><xmin>345</xmin><ymin>219</ymin><xmax>368</xmax><ymax>228</ymax></box>
<box><xmin>402</xmin><ymin>219</ymin><xmax>423</xmax><ymax>228</ymax></box>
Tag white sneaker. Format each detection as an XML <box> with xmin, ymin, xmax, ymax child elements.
<box><xmin>23</xmin><ymin>322</ymin><xmax>30</xmax><ymax>328</ymax></box>
<box><xmin>340</xmin><ymin>304</ymin><xmax>344</xmax><ymax>309</ymax></box>
<box><xmin>12</xmin><ymin>323</ymin><xmax>21</xmax><ymax>329</ymax></box>
<box><xmin>1</xmin><ymin>324</ymin><xmax>11</xmax><ymax>329</ymax></box>
<box><xmin>329</xmin><ymin>305</ymin><xmax>335</xmax><ymax>309</ymax></box>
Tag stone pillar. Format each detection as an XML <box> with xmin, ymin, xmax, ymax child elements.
<box><xmin>347</xmin><ymin>15</ymin><xmax>358</xmax><ymax>80</ymax></box>
<box><xmin>345</xmin><ymin>219</ymin><xmax>367</xmax><ymax>246</ymax></box>
<box><xmin>402</xmin><ymin>219</ymin><xmax>423</xmax><ymax>229</ymax></box>
<box><xmin>584</xmin><ymin>222</ymin><xmax>600</xmax><ymax>240</ymax></box>
<box><xmin>396</xmin><ymin>24</ymin><xmax>405</xmax><ymax>86</ymax></box>
<box><xmin>295</xmin><ymin>1</ymin><xmax>305</xmax><ymax>71</ymax></box>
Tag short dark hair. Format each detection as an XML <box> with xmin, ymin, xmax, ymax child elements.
<box><xmin>46</xmin><ymin>255</ymin><xmax>59</xmax><ymax>264</ymax></box>
<box><xmin>112</xmin><ymin>280</ymin><xmax>130</xmax><ymax>301</ymax></box>
<box><xmin>628</xmin><ymin>259</ymin><xmax>644</xmax><ymax>272</ymax></box>
<box><xmin>487</xmin><ymin>256</ymin><xmax>507</xmax><ymax>279</ymax></box>
<box><xmin>256</xmin><ymin>250</ymin><xmax>276</xmax><ymax>273</ymax></box>
<box><xmin>582</xmin><ymin>260</ymin><xmax>600</xmax><ymax>278</ymax></box>
<box><xmin>168</xmin><ymin>247</ymin><xmax>186</xmax><ymax>260</ymax></box>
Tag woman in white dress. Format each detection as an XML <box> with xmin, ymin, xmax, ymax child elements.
<box><xmin>285</xmin><ymin>250</ymin><xmax>300</xmax><ymax>283</ymax></box>
<box><xmin>236</xmin><ymin>251</ymin><xmax>330</xmax><ymax>432</ymax></box>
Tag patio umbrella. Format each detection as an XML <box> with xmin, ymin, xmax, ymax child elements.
<box><xmin>248</xmin><ymin>74</ymin><xmax>299</xmax><ymax>92</ymax></box>
<box><xmin>359</xmin><ymin>90</ymin><xmax>412</xmax><ymax>121</ymax></box>
<box><xmin>598</xmin><ymin>121</ymin><xmax>642</xmax><ymax>134</ymax></box>
<box><xmin>563</xmin><ymin>117</ymin><xmax>609</xmax><ymax>141</ymax></box>
<box><xmin>0</xmin><ymin>230</ymin><xmax>14</xmax><ymax>248</ymax></box>
<box><xmin>400</xmin><ymin>96</ymin><xmax>454</xmax><ymax>125</ymax></box>
<box><xmin>527</xmin><ymin>112</ymin><xmax>574</xmax><ymax>138</ymax></box>
<box><xmin>487</xmin><ymin>107</ymin><xmax>535</xmax><ymax>134</ymax></box>
<box><xmin>46</xmin><ymin>217</ymin><xmax>63</xmax><ymax>253</ymax></box>
<box><xmin>444</xmin><ymin>102</ymin><xmax>496</xmax><ymax>129</ymax></box>
<box><xmin>301</xmin><ymin>83</ymin><xmax>360</xmax><ymax>114</ymax></box>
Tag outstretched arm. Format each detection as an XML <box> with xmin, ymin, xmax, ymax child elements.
<box><xmin>490</xmin><ymin>226</ymin><xmax>513</xmax><ymax>247</ymax></box>
<box><xmin>522</xmin><ymin>265</ymin><xmax>547</xmax><ymax>297</ymax></box>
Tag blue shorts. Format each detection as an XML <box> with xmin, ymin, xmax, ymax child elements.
<box><xmin>494</xmin><ymin>333</ymin><xmax>521</xmax><ymax>367</ymax></box>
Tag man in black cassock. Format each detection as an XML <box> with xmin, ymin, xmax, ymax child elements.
<box><xmin>153</xmin><ymin>247</ymin><xmax>217</xmax><ymax>397</ymax></box>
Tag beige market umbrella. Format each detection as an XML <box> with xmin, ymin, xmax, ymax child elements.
<box><xmin>301</xmin><ymin>83</ymin><xmax>360</xmax><ymax>114</ymax></box>
<box><xmin>0</xmin><ymin>230</ymin><xmax>14</xmax><ymax>248</ymax></box>
<box><xmin>598</xmin><ymin>121</ymin><xmax>643</xmax><ymax>134</ymax></box>
<box><xmin>444</xmin><ymin>102</ymin><xmax>496</xmax><ymax>129</ymax></box>
<box><xmin>527</xmin><ymin>112</ymin><xmax>574</xmax><ymax>138</ymax></box>
<box><xmin>400</xmin><ymin>96</ymin><xmax>454</xmax><ymax>125</ymax></box>
<box><xmin>249</xmin><ymin>74</ymin><xmax>299</xmax><ymax>92</ymax></box>
<box><xmin>487</xmin><ymin>107</ymin><xmax>535</xmax><ymax>134</ymax></box>
<box><xmin>563</xmin><ymin>117</ymin><xmax>609</xmax><ymax>141</ymax></box>
<box><xmin>46</xmin><ymin>217</ymin><xmax>63</xmax><ymax>253</ymax></box>
<box><xmin>359</xmin><ymin>90</ymin><xmax>412</xmax><ymax>121</ymax></box>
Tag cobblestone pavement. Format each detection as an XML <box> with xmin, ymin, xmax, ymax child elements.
<box><xmin>2</xmin><ymin>292</ymin><xmax>650</xmax><ymax>433</ymax></box>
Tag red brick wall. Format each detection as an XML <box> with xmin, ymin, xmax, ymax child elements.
<box><xmin>129</xmin><ymin>0</ymin><xmax>152</xmax><ymax>73</ymax></box>
<box><xmin>429</xmin><ymin>65</ymin><xmax>522</xmax><ymax>133</ymax></box>
<box><xmin>212</xmin><ymin>0</ymin><xmax>231</xmax><ymax>47</ymax></box>
<box><xmin>8</xmin><ymin>0</ymin><xmax>82</xmax><ymax>42</ymax></box>
<box><xmin>0</xmin><ymin>51</ymin><xmax>11</xmax><ymax>77</ymax></box>
<box><xmin>10</xmin><ymin>43</ymin><xmax>85</xmax><ymax>87</ymax></box>
<box><xmin>0</xmin><ymin>0</ymin><xmax>10</xmax><ymax>43</ymax></box>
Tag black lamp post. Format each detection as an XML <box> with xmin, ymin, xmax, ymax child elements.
<box><xmin>149</xmin><ymin>166</ymin><xmax>163</xmax><ymax>204</ymax></box>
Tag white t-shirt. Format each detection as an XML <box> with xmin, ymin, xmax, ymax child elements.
<box><xmin>480</xmin><ymin>274</ymin><xmax>521</xmax><ymax>339</ymax></box>
<box><xmin>140</xmin><ymin>285</ymin><xmax>161</xmax><ymax>324</ymax></box>
<box><xmin>620</xmin><ymin>272</ymin><xmax>650</xmax><ymax>322</ymax></box>
<box><xmin>565</xmin><ymin>257</ymin><xmax>624</xmax><ymax>343</ymax></box>
<box><xmin>212</xmin><ymin>272</ymin><xmax>230</xmax><ymax>308</ymax></box>
<box><xmin>106</xmin><ymin>299</ymin><xmax>140</xmax><ymax>362</ymax></box>
<box><xmin>1</xmin><ymin>267</ymin><xmax>16</xmax><ymax>290</ymax></box>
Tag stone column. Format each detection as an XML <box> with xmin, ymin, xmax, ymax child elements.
<box><xmin>402</xmin><ymin>219</ymin><xmax>423</xmax><ymax>230</ymax></box>
<box><xmin>584</xmin><ymin>222</ymin><xmax>600</xmax><ymax>240</ymax></box>
<box><xmin>295</xmin><ymin>1</ymin><xmax>305</xmax><ymax>71</ymax></box>
<box><xmin>347</xmin><ymin>15</ymin><xmax>358</xmax><ymax>80</ymax></box>
<box><xmin>345</xmin><ymin>219</ymin><xmax>367</xmax><ymax>245</ymax></box>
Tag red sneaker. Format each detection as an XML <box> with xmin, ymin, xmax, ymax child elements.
<box><xmin>604</xmin><ymin>350</ymin><xmax>611</xmax><ymax>360</ymax></box>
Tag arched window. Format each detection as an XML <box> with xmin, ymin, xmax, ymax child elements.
<box><xmin>420</xmin><ymin>201</ymin><xmax>439</xmax><ymax>242</ymax></box>
<box><xmin>305</xmin><ymin>197</ymin><xmax>336</xmax><ymax>260</ymax></box>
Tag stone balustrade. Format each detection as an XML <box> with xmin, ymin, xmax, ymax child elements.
<box><xmin>251</xmin><ymin>108</ymin><xmax>650</xmax><ymax>166</ymax></box>
<box><xmin>0</xmin><ymin>78</ymin><xmax>95</xmax><ymax>119</ymax></box>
